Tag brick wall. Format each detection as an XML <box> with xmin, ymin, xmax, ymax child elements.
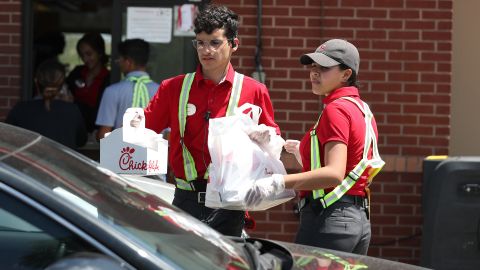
<box><xmin>217</xmin><ymin>0</ymin><xmax>452</xmax><ymax>265</ymax></box>
<box><xmin>0</xmin><ymin>0</ymin><xmax>21</xmax><ymax>121</ymax></box>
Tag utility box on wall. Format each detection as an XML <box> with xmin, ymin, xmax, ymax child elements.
<box><xmin>421</xmin><ymin>156</ymin><xmax>480</xmax><ymax>270</ymax></box>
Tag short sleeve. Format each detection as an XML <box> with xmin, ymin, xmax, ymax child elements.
<box><xmin>95</xmin><ymin>86</ymin><xmax>117</xmax><ymax>127</ymax></box>
<box><xmin>317</xmin><ymin>102</ymin><xmax>350</xmax><ymax>146</ymax></box>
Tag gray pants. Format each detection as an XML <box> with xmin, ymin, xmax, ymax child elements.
<box><xmin>295</xmin><ymin>200</ymin><xmax>371</xmax><ymax>255</ymax></box>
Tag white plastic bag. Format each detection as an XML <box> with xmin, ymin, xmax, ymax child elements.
<box><xmin>205</xmin><ymin>103</ymin><xmax>295</xmax><ymax>211</ymax></box>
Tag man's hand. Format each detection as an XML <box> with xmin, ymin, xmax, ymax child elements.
<box><xmin>245</xmin><ymin>174</ymin><xmax>285</xmax><ymax>207</ymax></box>
<box><xmin>129</xmin><ymin>112</ymin><xmax>143</xmax><ymax>128</ymax></box>
<box><xmin>248</xmin><ymin>129</ymin><xmax>270</xmax><ymax>145</ymax></box>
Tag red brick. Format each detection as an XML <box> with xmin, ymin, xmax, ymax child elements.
<box><xmin>323</xmin><ymin>8</ymin><xmax>355</xmax><ymax>17</ymax></box>
<box><xmin>387</xmin><ymin>136</ymin><xmax>418</xmax><ymax>145</ymax></box>
<box><xmin>406</xmin><ymin>0</ymin><xmax>436</xmax><ymax>8</ymax></box>
<box><xmin>436</xmin><ymin>83</ymin><xmax>450</xmax><ymax>93</ymax></box>
<box><xmin>422</xmin><ymin>31</ymin><xmax>451</xmax><ymax>41</ymax></box>
<box><xmin>274</xmin><ymin>101</ymin><xmax>303</xmax><ymax>111</ymax></box>
<box><xmin>275</xmin><ymin>17</ymin><xmax>306</xmax><ymax>27</ymax></box>
<box><xmin>379</xmin><ymin>124</ymin><xmax>401</xmax><ymax>134</ymax></box>
<box><xmin>422</xmin><ymin>10</ymin><xmax>452</xmax><ymax>20</ymax></box>
<box><xmin>405</xmin><ymin>21</ymin><xmax>435</xmax><ymax>30</ymax></box>
<box><xmin>437</xmin><ymin>21</ymin><xmax>452</xmax><ymax>30</ymax></box>
<box><xmin>374</xmin><ymin>0</ymin><xmax>404</xmax><ymax>8</ymax></box>
<box><xmin>420</xmin><ymin>73</ymin><xmax>451</xmax><ymax>83</ymax></box>
<box><xmin>292</xmin><ymin>28</ymin><xmax>323</xmax><ymax>38</ymax></box>
<box><xmin>404</xmin><ymin>62</ymin><xmax>435</xmax><ymax>72</ymax></box>
<box><xmin>403</xmin><ymin>105</ymin><xmax>434</xmax><ymax>114</ymax></box>
<box><xmin>404</xmin><ymin>83</ymin><xmax>435</xmax><ymax>93</ymax></box>
<box><xmin>387</xmin><ymin>114</ymin><xmax>418</xmax><ymax>124</ymax></box>
<box><xmin>438</xmin><ymin>1</ymin><xmax>453</xmax><ymax>9</ymax></box>
<box><xmin>373</xmin><ymin>19</ymin><xmax>403</xmax><ymax>29</ymax></box>
<box><xmin>382</xmin><ymin>247</ymin><xmax>414</xmax><ymax>258</ymax></box>
<box><xmin>357</xmin><ymin>9</ymin><xmax>387</xmax><ymax>18</ymax></box>
<box><xmin>388</xmin><ymin>93</ymin><xmax>418</xmax><ymax>103</ymax></box>
<box><xmin>360</xmin><ymin>71</ymin><xmax>386</xmax><ymax>81</ymax></box>
<box><xmin>321</xmin><ymin>29</ymin><xmax>355</xmax><ymax>38</ymax></box>
<box><xmin>405</xmin><ymin>41</ymin><xmax>435</xmax><ymax>51</ymax></box>
<box><xmin>374</xmin><ymin>103</ymin><xmax>402</xmax><ymax>113</ymax></box>
<box><xmin>276</xmin><ymin>0</ymin><xmax>306</xmax><ymax>5</ymax></box>
<box><xmin>419</xmin><ymin>136</ymin><xmax>449</xmax><ymax>146</ymax></box>
<box><xmin>435</xmin><ymin>105</ymin><xmax>450</xmax><ymax>115</ymax></box>
<box><xmin>382</xmin><ymin>205</ymin><xmax>415</xmax><ymax>215</ymax></box>
<box><xmin>274</xmin><ymin>59</ymin><xmax>300</xmax><ymax>68</ymax></box>
<box><xmin>291</xmin><ymin>7</ymin><xmax>322</xmax><ymax>17</ymax></box>
<box><xmin>404</xmin><ymin>125</ymin><xmax>434</xmax><ymax>136</ymax></box>
<box><xmin>388</xmin><ymin>72</ymin><xmax>419</xmax><ymax>82</ymax></box>
<box><xmin>383</xmin><ymin>184</ymin><xmax>413</xmax><ymax>194</ymax></box>
<box><xmin>419</xmin><ymin>115</ymin><xmax>449</xmax><ymax>125</ymax></box>
<box><xmin>437</xmin><ymin>42</ymin><xmax>452</xmax><ymax>51</ymax></box>
<box><xmin>390</xmin><ymin>10</ymin><xmax>420</xmax><ymax>19</ymax></box>
<box><xmin>420</xmin><ymin>94</ymin><xmax>450</xmax><ymax>104</ymax></box>
<box><xmin>307</xmin><ymin>18</ymin><xmax>322</xmax><ymax>28</ymax></box>
<box><xmin>340</xmin><ymin>19</ymin><xmax>371</xmax><ymax>28</ymax></box>
<box><xmin>435</xmin><ymin>126</ymin><xmax>449</xmax><ymax>136</ymax></box>
<box><xmin>0</xmin><ymin>3</ymin><xmax>21</xmax><ymax>12</ymax></box>
<box><xmin>242</xmin><ymin>17</ymin><xmax>273</xmax><ymax>27</ymax></box>
<box><xmin>319</xmin><ymin>18</ymin><xmax>339</xmax><ymax>28</ymax></box>
<box><xmin>389</xmin><ymin>30</ymin><xmax>420</xmax><ymax>40</ymax></box>
<box><xmin>422</xmin><ymin>52</ymin><xmax>451</xmax><ymax>61</ymax></box>
<box><xmin>371</xmin><ymin>41</ymin><xmax>403</xmax><ymax>50</ymax></box>
<box><xmin>356</xmin><ymin>30</ymin><xmax>387</xmax><ymax>39</ymax></box>
<box><xmin>371</xmin><ymin>82</ymin><xmax>402</xmax><ymax>92</ymax></box>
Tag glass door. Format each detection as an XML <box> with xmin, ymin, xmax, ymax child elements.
<box><xmin>112</xmin><ymin>0</ymin><xmax>208</xmax><ymax>84</ymax></box>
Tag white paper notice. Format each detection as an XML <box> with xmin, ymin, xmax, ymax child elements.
<box><xmin>127</xmin><ymin>7</ymin><xmax>172</xmax><ymax>43</ymax></box>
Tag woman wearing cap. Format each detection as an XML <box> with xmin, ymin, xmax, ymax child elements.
<box><xmin>245</xmin><ymin>39</ymin><xmax>384</xmax><ymax>255</ymax></box>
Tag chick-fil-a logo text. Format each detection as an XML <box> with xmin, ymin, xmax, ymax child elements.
<box><xmin>118</xmin><ymin>147</ymin><xmax>161</xmax><ymax>172</ymax></box>
<box><xmin>119</xmin><ymin>147</ymin><xmax>147</xmax><ymax>171</ymax></box>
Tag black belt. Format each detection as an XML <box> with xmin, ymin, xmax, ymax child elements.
<box><xmin>174</xmin><ymin>179</ymin><xmax>208</xmax><ymax>203</ymax></box>
<box><xmin>298</xmin><ymin>194</ymin><xmax>368</xmax><ymax>211</ymax></box>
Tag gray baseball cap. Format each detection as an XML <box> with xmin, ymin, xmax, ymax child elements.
<box><xmin>300</xmin><ymin>39</ymin><xmax>360</xmax><ymax>75</ymax></box>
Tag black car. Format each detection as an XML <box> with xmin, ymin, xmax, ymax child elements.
<box><xmin>0</xmin><ymin>122</ymin><xmax>429</xmax><ymax>270</ymax></box>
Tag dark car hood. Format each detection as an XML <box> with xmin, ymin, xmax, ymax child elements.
<box><xmin>274</xmin><ymin>240</ymin><xmax>429</xmax><ymax>270</ymax></box>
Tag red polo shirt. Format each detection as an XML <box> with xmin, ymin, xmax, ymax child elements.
<box><xmin>144</xmin><ymin>63</ymin><xmax>279</xmax><ymax>181</ymax></box>
<box><xmin>73</xmin><ymin>66</ymin><xmax>110</xmax><ymax>108</ymax></box>
<box><xmin>298</xmin><ymin>86</ymin><xmax>378</xmax><ymax>197</ymax></box>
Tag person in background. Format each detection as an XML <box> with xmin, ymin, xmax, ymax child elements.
<box><xmin>95</xmin><ymin>38</ymin><xmax>159</xmax><ymax>141</ymax></box>
<box><xmin>143</xmin><ymin>4</ymin><xmax>279</xmax><ymax>236</ymax></box>
<box><xmin>245</xmin><ymin>39</ymin><xmax>384</xmax><ymax>255</ymax></box>
<box><xmin>66</xmin><ymin>32</ymin><xmax>110</xmax><ymax>133</ymax></box>
<box><xmin>6</xmin><ymin>59</ymin><xmax>87</xmax><ymax>150</ymax></box>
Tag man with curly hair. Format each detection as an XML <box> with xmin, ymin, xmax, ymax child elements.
<box><xmin>144</xmin><ymin>4</ymin><xmax>279</xmax><ymax>236</ymax></box>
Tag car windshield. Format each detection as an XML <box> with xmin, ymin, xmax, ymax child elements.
<box><xmin>0</xmin><ymin>123</ymin><xmax>251</xmax><ymax>270</ymax></box>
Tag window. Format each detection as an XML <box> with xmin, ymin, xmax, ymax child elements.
<box><xmin>0</xmin><ymin>191</ymin><xmax>99</xmax><ymax>269</ymax></box>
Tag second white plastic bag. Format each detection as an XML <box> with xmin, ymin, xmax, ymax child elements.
<box><xmin>205</xmin><ymin>103</ymin><xmax>295</xmax><ymax>211</ymax></box>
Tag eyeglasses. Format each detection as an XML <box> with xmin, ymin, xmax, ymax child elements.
<box><xmin>191</xmin><ymin>39</ymin><xmax>231</xmax><ymax>50</ymax></box>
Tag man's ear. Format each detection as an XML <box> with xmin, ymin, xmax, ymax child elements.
<box><xmin>232</xmin><ymin>38</ymin><xmax>239</xmax><ymax>50</ymax></box>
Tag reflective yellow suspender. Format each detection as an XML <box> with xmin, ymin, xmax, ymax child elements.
<box><xmin>127</xmin><ymin>75</ymin><xmax>153</xmax><ymax>108</ymax></box>
<box><xmin>311</xmin><ymin>97</ymin><xmax>385</xmax><ymax>208</ymax></box>
<box><xmin>176</xmin><ymin>72</ymin><xmax>245</xmax><ymax>191</ymax></box>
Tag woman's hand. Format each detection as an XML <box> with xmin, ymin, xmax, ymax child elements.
<box><xmin>284</xmin><ymin>139</ymin><xmax>302</xmax><ymax>166</ymax></box>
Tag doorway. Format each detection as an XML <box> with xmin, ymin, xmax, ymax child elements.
<box><xmin>25</xmin><ymin>0</ymin><xmax>208</xmax><ymax>160</ymax></box>
<box><xmin>25</xmin><ymin>0</ymin><xmax>206</xmax><ymax>100</ymax></box>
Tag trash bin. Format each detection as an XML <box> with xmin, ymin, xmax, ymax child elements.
<box><xmin>420</xmin><ymin>156</ymin><xmax>480</xmax><ymax>270</ymax></box>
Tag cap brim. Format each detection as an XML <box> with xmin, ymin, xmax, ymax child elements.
<box><xmin>300</xmin><ymin>53</ymin><xmax>341</xmax><ymax>67</ymax></box>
